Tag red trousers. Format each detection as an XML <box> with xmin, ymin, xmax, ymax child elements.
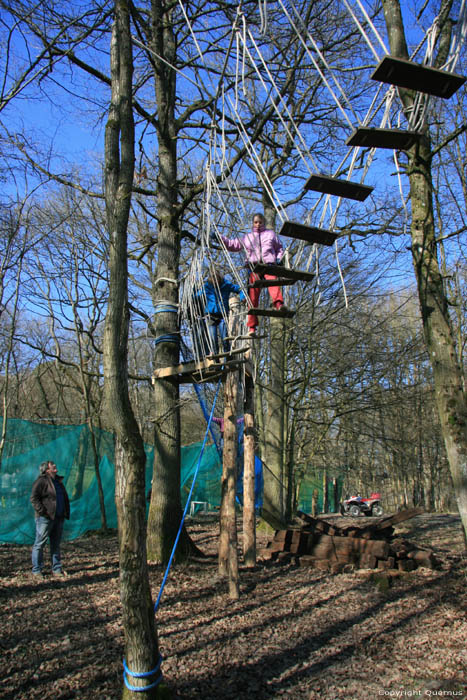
<box><xmin>247</xmin><ymin>271</ymin><xmax>284</xmax><ymax>330</ymax></box>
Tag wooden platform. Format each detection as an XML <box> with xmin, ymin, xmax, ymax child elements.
<box><xmin>248</xmin><ymin>307</ymin><xmax>295</xmax><ymax>319</ymax></box>
<box><xmin>346</xmin><ymin>127</ymin><xmax>420</xmax><ymax>150</ymax></box>
<box><xmin>304</xmin><ymin>173</ymin><xmax>373</xmax><ymax>201</ymax></box>
<box><xmin>253</xmin><ymin>262</ymin><xmax>315</xmax><ymax>282</ymax></box>
<box><xmin>248</xmin><ymin>278</ymin><xmax>296</xmax><ymax>289</ymax></box>
<box><xmin>279</xmin><ymin>220</ymin><xmax>338</xmax><ymax>246</ymax></box>
<box><xmin>152</xmin><ymin>356</ymin><xmax>246</xmax><ymax>383</ymax></box>
<box><xmin>371</xmin><ymin>56</ymin><xmax>465</xmax><ymax>99</ymax></box>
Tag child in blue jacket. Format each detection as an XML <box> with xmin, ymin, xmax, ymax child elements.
<box><xmin>193</xmin><ymin>269</ymin><xmax>245</xmax><ymax>356</ymax></box>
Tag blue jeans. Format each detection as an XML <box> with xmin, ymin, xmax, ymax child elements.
<box><xmin>31</xmin><ymin>516</ymin><xmax>64</xmax><ymax>573</ymax></box>
<box><xmin>193</xmin><ymin>317</ymin><xmax>227</xmax><ymax>357</ymax></box>
<box><xmin>207</xmin><ymin>318</ymin><xmax>227</xmax><ymax>355</ymax></box>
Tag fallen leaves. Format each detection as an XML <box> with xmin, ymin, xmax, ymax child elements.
<box><xmin>0</xmin><ymin>514</ymin><xmax>465</xmax><ymax>699</ymax></box>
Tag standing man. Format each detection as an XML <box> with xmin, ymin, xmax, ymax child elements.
<box><xmin>30</xmin><ymin>461</ymin><xmax>70</xmax><ymax>577</ymax></box>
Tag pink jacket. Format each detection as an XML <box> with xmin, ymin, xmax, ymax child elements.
<box><xmin>221</xmin><ymin>228</ymin><xmax>284</xmax><ymax>265</ymax></box>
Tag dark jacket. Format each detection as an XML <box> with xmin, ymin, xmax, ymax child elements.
<box><xmin>30</xmin><ymin>473</ymin><xmax>70</xmax><ymax>520</ymax></box>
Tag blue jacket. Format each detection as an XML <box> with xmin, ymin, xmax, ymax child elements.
<box><xmin>195</xmin><ymin>278</ymin><xmax>245</xmax><ymax>317</ymax></box>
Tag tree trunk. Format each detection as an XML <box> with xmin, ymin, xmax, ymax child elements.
<box><xmin>382</xmin><ymin>0</ymin><xmax>467</xmax><ymax>542</ymax></box>
<box><xmin>218</xmin><ymin>371</ymin><xmax>239</xmax><ymax>599</ymax></box>
<box><xmin>103</xmin><ymin>3</ymin><xmax>160</xmax><ymax>696</ymax></box>
<box><xmin>263</xmin><ymin>314</ymin><xmax>286</xmax><ymax>526</ymax></box>
<box><xmin>146</xmin><ymin>0</ymin><xmax>192</xmax><ymax>562</ymax></box>
<box><xmin>243</xmin><ymin>373</ymin><xmax>256</xmax><ymax>567</ymax></box>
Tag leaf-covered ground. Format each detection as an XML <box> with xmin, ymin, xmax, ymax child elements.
<box><xmin>1</xmin><ymin>513</ymin><xmax>466</xmax><ymax>699</ymax></box>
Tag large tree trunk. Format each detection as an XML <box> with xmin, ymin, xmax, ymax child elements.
<box><xmin>146</xmin><ymin>0</ymin><xmax>192</xmax><ymax>562</ymax></box>
<box><xmin>103</xmin><ymin>3</ymin><xmax>160</xmax><ymax>697</ymax></box>
<box><xmin>382</xmin><ymin>0</ymin><xmax>467</xmax><ymax>541</ymax></box>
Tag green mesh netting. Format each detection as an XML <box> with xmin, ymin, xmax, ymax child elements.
<box><xmin>0</xmin><ymin>419</ymin><xmax>337</xmax><ymax>545</ymax></box>
<box><xmin>0</xmin><ymin>419</ymin><xmax>222</xmax><ymax>544</ymax></box>
<box><xmin>297</xmin><ymin>474</ymin><xmax>343</xmax><ymax>514</ymax></box>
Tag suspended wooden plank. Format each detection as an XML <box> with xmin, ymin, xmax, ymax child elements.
<box><xmin>153</xmin><ymin>357</ymin><xmax>244</xmax><ymax>381</ymax></box>
<box><xmin>253</xmin><ymin>262</ymin><xmax>315</xmax><ymax>282</ymax></box>
<box><xmin>248</xmin><ymin>278</ymin><xmax>296</xmax><ymax>289</ymax></box>
<box><xmin>372</xmin><ymin>56</ymin><xmax>466</xmax><ymax>99</ymax></box>
<box><xmin>248</xmin><ymin>307</ymin><xmax>295</xmax><ymax>319</ymax></box>
<box><xmin>279</xmin><ymin>220</ymin><xmax>338</xmax><ymax>246</ymax></box>
<box><xmin>346</xmin><ymin>127</ymin><xmax>420</xmax><ymax>150</ymax></box>
<box><xmin>304</xmin><ymin>173</ymin><xmax>373</xmax><ymax>201</ymax></box>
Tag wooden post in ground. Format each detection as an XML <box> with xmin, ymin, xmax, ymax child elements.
<box><xmin>218</xmin><ymin>369</ymin><xmax>240</xmax><ymax>598</ymax></box>
<box><xmin>243</xmin><ymin>373</ymin><xmax>256</xmax><ymax>567</ymax></box>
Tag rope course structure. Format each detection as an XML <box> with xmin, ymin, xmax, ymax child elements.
<box><xmin>149</xmin><ymin>0</ymin><xmax>467</xmax><ymax>377</ymax></box>
<box><xmin>141</xmin><ymin>0</ymin><xmax>467</xmax><ymax>688</ymax></box>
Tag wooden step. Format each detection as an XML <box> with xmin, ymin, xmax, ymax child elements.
<box><xmin>304</xmin><ymin>173</ymin><xmax>373</xmax><ymax>201</ymax></box>
<box><xmin>247</xmin><ymin>307</ymin><xmax>295</xmax><ymax>319</ymax></box>
<box><xmin>180</xmin><ymin>360</ymin><xmax>247</xmax><ymax>384</ymax></box>
<box><xmin>371</xmin><ymin>56</ymin><xmax>465</xmax><ymax>99</ymax></box>
<box><xmin>279</xmin><ymin>220</ymin><xmax>338</xmax><ymax>246</ymax></box>
<box><xmin>346</xmin><ymin>127</ymin><xmax>420</xmax><ymax>150</ymax></box>
<box><xmin>248</xmin><ymin>278</ymin><xmax>296</xmax><ymax>289</ymax></box>
<box><xmin>252</xmin><ymin>263</ymin><xmax>315</xmax><ymax>282</ymax></box>
<box><xmin>152</xmin><ymin>357</ymin><xmax>246</xmax><ymax>381</ymax></box>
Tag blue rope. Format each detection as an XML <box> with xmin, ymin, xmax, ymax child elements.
<box><xmin>154</xmin><ymin>378</ymin><xmax>222</xmax><ymax>612</ymax></box>
<box><xmin>153</xmin><ymin>303</ymin><xmax>179</xmax><ymax>345</ymax></box>
<box><xmin>193</xmin><ymin>383</ymin><xmax>222</xmax><ymax>459</ymax></box>
<box><xmin>180</xmin><ymin>344</ymin><xmax>222</xmax><ymax>458</ymax></box>
<box><xmin>123</xmin><ymin>654</ymin><xmax>163</xmax><ymax>692</ymax></box>
<box><xmin>154</xmin><ymin>333</ymin><xmax>179</xmax><ymax>346</ymax></box>
<box><xmin>154</xmin><ymin>306</ymin><xmax>178</xmax><ymax>314</ymax></box>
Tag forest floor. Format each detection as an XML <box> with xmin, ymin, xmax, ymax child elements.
<box><xmin>1</xmin><ymin>513</ymin><xmax>466</xmax><ymax>700</ymax></box>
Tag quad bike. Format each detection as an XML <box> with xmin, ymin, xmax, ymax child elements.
<box><xmin>339</xmin><ymin>492</ymin><xmax>383</xmax><ymax>517</ymax></box>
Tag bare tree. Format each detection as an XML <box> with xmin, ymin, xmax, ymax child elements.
<box><xmin>381</xmin><ymin>0</ymin><xmax>467</xmax><ymax>540</ymax></box>
<box><xmin>102</xmin><ymin>2</ymin><xmax>160</xmax><ymax>695</ymax></box>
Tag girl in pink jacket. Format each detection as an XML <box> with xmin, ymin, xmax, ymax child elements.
<box><xmin>221</xmin><ymin>213</ymin><xmax>287</xmax><ymax>335</ymax></box>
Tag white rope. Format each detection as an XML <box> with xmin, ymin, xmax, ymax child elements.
<box><xmin>258</xmin><ymin>0</ymin><xmax>268</xmax><ymax>35</ymax></box>
<box><xmin>345</xmin><ymin>0</ymin><xmax>388</xmax><ymax>57</ymax></box>
<box><xmin>243</xmin><ymin>28</ymin><xmax>316</xmax><ymax>173</ymax></box>
<box><xmin>131</xmin><ymin>34</ymin><xmax>200</xmax><ymax>89</ymax></box>
<box><xmin>334</xmin><ymin>239</ymin><xmax>348</xmax><ymax>309</ymax></box>
<box><xmin>277</xmin><ymin>0</ymin><xmax>356</xmax><ymax>128</ymax></box>
<box><xmin>445</xmin><ymin>0</ymin><xmax>467</xmax><ymax>71</ymax></box>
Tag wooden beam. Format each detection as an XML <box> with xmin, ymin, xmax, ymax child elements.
<box><xmin>304</xmin><ymin>173</ymin><xmax>373</xmax><ymax>201</ymax></box>
<box><xmin>372</xmin><ymin>56</ymin><xmax>466</xmax><ymax>99</ymax></box>
<box><xmin>346</xmin><ymin>127</ymin><xmax>420</xmax><ymax>150</ymax></box>
<box><xmin>252</xmin><ymin>263</ymin><xmax>315</xmax><ymax>282</ymax></box>
<box><xmin>178</xmin><ymin>359</ymin><xmax>247</xmax><ymax>384</ymax></box>
<box><xmin>248</xmin><ymin>307</ymin><xmax>295</xmax><ymax>318</ymax></box>
<box><xmin>279</xmin><ymin>220</ymin><xmax>338</xmax><ymax>246</ymax></box>
<box><xmin>248</xmin><ymin>278</ymin><xmax>296</xmax><ymax>289</ymax></box>
<box><xmin>153</xmin><ymin>357</ymin><xmax>245</xmax><ymax>380</ymax></box>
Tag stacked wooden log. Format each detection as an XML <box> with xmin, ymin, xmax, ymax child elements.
<box><xmin>258</xmin><ymin>508</ymin><xmax>438</xmax><ymax>573</ymax></box>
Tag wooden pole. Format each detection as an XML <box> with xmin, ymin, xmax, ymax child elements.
<box><xmin>243</xmin><ymin>373</ymin><xmax>256</xmax><ymax>567</ymax></box>
<box><xmin>218</xmin><ymin>370</ymin><xmax>240</xmax><ymax>598</ymax></box>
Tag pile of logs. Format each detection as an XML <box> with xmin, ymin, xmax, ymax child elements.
<box><xmin>259</xmin><ymin>507</ymin><xmax>438</xmax><ymax>573</ymax></box>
